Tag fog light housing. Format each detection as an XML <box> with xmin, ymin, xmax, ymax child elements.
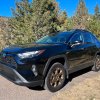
<box><xmin>32</xmin><ymin>65</ymin><xmax>38</xmax><ymax>76</ymax></box>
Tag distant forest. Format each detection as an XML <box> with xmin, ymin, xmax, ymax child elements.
<box><xmin>0</xmin><ymin>0</ymin><xmax>100</xmax><ymax>49</ymax></box>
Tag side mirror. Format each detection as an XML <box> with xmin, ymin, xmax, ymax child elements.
<box><xmin>69</xmin><ymin>40</ymin><xmax>82</xmax><ymax>48</ymax></box>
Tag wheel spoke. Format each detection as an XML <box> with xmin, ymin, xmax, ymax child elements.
<box><xmin>96</xmin><ymin>57</ymin><xmax>100</xmax><ymax>70</ymax></box>
<box><xmin>49</xmin><ymin>67</ymin><xmax>64</xmax><ymax>87</ymax></box>
<box><xmin>58</xmin><ymin>81</ymin><xmax>61</xmax><ymax>85</ymax></box>
<box><xmin>54</xmin><ymin>82</ymin><xmax>57</xmax><ymax>87</ymax></box>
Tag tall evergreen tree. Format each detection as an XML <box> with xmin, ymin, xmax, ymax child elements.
<box><xmin>76</xmin><ymin>0</ymin><xmax>88</xmax><ymax>17</ymax></box>
<box><xmin>8</xmin><ymin>0</ymin><xmax>33</xmax><ymax>44</ymax></box>
<box><xmin>73</xmin><ymin>0</ymin><xmax>89</xmax><ymax>29</ymax></box>
<box><xmin>86</xmin><ymin>4</ymin><xmax>100</xmax><ymax>37</ymax></box>
<box><xmin>31</xmin><ymin>0</ymin><xmax>59</xmax><ymax>39</ymax></box>
<box><xmin>94</xmin><ymin>4</ymin><xmax>100</xmax><ymax>20</ymax></box>
<box><xmin>8</xmin><ymin>0</ymin><xmax>60</xmax><ymax>45</ymax></box>
<box><xmin>57</xmin><ymin>11</ymin><xmax>68</xmax><ymax>31</ymax></box>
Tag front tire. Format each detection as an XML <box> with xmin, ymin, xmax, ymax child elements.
<box><xmin>44</xmin><ymin>62</ymin><xmax>66</xmax><ymax>92</ymax></box>
<box><xmin>92</xmin><ymin>55</ymin><xmax>100</xmax><ymax>71</ymax></box>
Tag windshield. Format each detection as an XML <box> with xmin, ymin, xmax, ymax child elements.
<box><xmin>36</xmin><ymin>32</ymin><xmax>73</xmax><ymax>44</ymax></box>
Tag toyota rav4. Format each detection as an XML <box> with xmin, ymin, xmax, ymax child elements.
<box><xmin>0</xmin><ymin>29</ymin><xmax>100</xmax><ymax>92</ymax></box>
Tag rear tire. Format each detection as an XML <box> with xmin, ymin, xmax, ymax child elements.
<box><xmin>44</xmin><ymin>62</ymin><xmax>66</xmax><ymax>92</ymax></box>
<box><xmin>92</xmin><ymin>55</ymin><xmax>100</xmax><ymax>72</ymax></box>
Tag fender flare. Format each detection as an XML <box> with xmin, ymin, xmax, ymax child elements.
<box><xmin>43</xmin><ymin>54</ymin><xmax>69</xmax><ymax>78</ymax></box>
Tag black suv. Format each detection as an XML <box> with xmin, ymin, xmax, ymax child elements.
<box><xmin>0</xmin><ymin>29</ymin><xmax>100</xmax><ymax>92</ymax></box>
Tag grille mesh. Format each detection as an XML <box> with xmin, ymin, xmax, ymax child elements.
<box><xmin>0</xmin><ymin>53</ymin><xmax>17</xmax><ymax>67</ymax></box>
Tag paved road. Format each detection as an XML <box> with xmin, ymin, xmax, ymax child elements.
<box><xmin>0</xmin><ymin>68</ymin><xmax>100</xmax><ymax>100</ymax></box>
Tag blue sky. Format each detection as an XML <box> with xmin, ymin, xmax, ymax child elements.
<box><xmin>0</xmin><ymin>0</ymin><xmax>100</xmax><ymax>17</ymax></box>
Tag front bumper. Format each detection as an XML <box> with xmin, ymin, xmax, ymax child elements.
<box><xmin>0</xmin><ymin>63</ymin><xmax>44</xmax><ymax>87</ymax></box>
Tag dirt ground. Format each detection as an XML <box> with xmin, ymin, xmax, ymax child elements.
<box><xmin>0</xmin><ymin>68</ymin><xmax>100</xmax><ymax>100</ymax></box>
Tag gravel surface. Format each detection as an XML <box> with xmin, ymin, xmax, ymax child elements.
<box><xmin>0</xmin><ymin>68</ymin><xmax>100</xmax><ymax>100</ymax></box>
<box><xmin>52</xmin><ymin>69</ymin><xmax>100</xmax><ymax>100</ymax></box>
<box><xmin>0</xmin><ymin>76</ymin><xmax>54</xmax><ymax>100</ymax></box>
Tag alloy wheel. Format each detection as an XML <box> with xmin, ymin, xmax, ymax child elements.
<box><xmin>49</xmin><ymin>67</ymin><xmax>64</xmax><ymax>88</ymax></box>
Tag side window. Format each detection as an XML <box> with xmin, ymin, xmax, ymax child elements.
<box><xmin>70</xmin><ymin>33</ymin><xmax>83</xmax><ymax>44</ymax></box>
<box><xmin>83</xmin><ymin>32</ymin><xmax>94</xmax><ymax>43</ymax></box>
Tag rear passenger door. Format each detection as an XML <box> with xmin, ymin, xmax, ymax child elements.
<box><xmin>82</xmin><ymin>32</ymin><xmax>98</xmax><ymax>62</ymax></box>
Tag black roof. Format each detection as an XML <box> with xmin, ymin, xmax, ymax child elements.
<box><xmin>54</xmin><ymin>29</ymin><xmax>90</xmax><ymax>36</ymax></box>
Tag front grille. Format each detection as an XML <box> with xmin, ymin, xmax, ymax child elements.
<box><xmin>0</xmin><ymin>53</ymin><xmax>17</xmax><ymax>67</ymax></box>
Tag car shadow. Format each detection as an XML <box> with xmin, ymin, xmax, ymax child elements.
<box><xmin>28</xmin><ymin>67</ymin><xmax>92</xmax><ymax>91</ymax></box>
<box><xmin>65</xmin><ymin>66</ymin><xmax>92</xmax><ymax>84</ymax></box>
<box><xmin>28</xmin><ymin>86</ymin><xmax>44</xmax><ymax>91</ymax></box>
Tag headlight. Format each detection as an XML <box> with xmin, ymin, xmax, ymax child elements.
<box><xmin>17</xmin><ymin>50</ymin><xmax>45</xmax><ymax>59</ymax></box>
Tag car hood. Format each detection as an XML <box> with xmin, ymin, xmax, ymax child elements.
<box><xmin>2</xmin><ymin>43</ymin><xmax>66</xmax><ymax>54</ymax></box>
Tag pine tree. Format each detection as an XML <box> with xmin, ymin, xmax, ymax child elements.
<box><xmin>8</xmin><ymin>0</ymin><xmax>33</xmax><ymax>45</ymax></box>
<box><xmin>86</xmin><ymin>4</ymin><xmax>100</xmax><ymax>37</ymax></box>
<box><xmin>94</xmin><ymin>4</ymin><xmax>100</xmax><ymax>20</ymax></box>
<box><xmin>31</xmin><ymin>0</ymin><xmax>60</xmax><ymax>39</ymax></box>
<box><xmin>76</xmin><ymin>0</ymin><xmax>88</xmax><ymax>17</ymax></box>
<box><xmin>8</xmin><ymin>0</ymin><xmax>60</xmax><ymax>45</ymax></box>
<box><xmin>73</xmin><ymin>0</ymin><xmax>89</xmax><ymax>29</ymax></box>
<box><xmin>57</xmin><ymin>11</ymin><xmax>68</xmax><ymax>31</ymax></box>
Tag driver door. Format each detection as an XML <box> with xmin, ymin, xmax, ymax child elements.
<box><xmin>66</xmin><ymin>32</ymin><xmax>88</xmax><ymax>70</ymax></box>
